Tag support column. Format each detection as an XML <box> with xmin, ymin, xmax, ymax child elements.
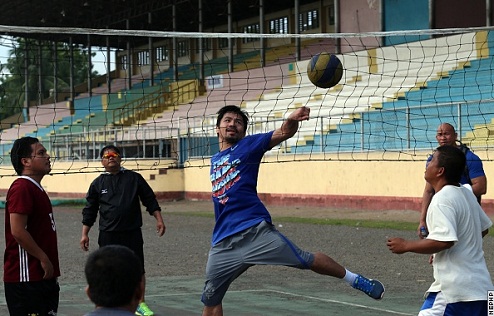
<box><xmin>23</xmin><ymin>39</ymin><xmax>30</xmax><ymax>122</ymax></box>
<box><xmin>198</xmin><ymin>0</ymin><xmax>205</xmax><ymax>85</ymax></box>
<box><xmin>148</xmin><ymin>12</ymin><xmax>155</xmax><ymax>87</ymax></box>
<box><xmin>126</xmin><ymin>19</ymin><xmax>132</xmax><ymax>90</ymax></box>
<box><xmin>228</xmin><ymin>0</ymin><xmax>234</xmax><ymax>73</ymax></box>
<box><xmin>37</xmin><ymin>41</ymin><xmax>43</xmax><ymax>106</ymax></box>
<box><xmin>106</xmin><ymin>34</ymin><xmax>111</xmax><ymax>93</ymax></box>
<box><xmin>69</xmin><ymin>37</ymin><xmax>75</xmax><ymax>115</ymax></box>
<box><xmin>259</xmin><ymin>0</ymin><xmax>265</xmax><ymax>67</ymax></box>
<box><xmin>172</xmin><ymin>2</ymin><xmax>178</xmax><ymax>81</ymax></box>
<box><xmin>295</xmin><ymin>0</ymin><xmax>301</xmax><ymax>61</ymax></box>
<box><xmin>53</xmin><ymin>41</ymin><xmax>58</xmax><ymax>103</ymax></box>
<box><xmin>87</xmin><ymin>34</ymin><xmax>92</xmax><ymax>97</ymax></box>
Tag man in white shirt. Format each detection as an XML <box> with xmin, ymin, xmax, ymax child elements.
<box><xmin>387</xmin><ymin>145</ymin><xmax>493</xmax><ymax>315</ymax></box>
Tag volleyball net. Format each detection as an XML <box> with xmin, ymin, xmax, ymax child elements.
<box><xmin>0</xmin><ymin>25</ymin><xmax>493</xmax><ymax>175</ymax></box>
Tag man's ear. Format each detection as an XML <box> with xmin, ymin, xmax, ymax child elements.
<box><xmin>437</xmin><ymin>166</ymin><xmax>445</xmax><ymax>177</ymax></box>
<box><xmin>20</xmin><ymin>157</ymin><xmax>30</xmax><ymax>168</ymax></box>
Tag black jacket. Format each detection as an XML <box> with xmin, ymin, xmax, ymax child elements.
<box><xmin>82</xmin><ymin>168</ymin><xmax>161</xmax><ymax>232</ymax></box>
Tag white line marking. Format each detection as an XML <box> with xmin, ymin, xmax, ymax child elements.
<box><xmin>143</xmin><ymin>288</ymin><xmax>414</xmax><ymax>315</ymax></box>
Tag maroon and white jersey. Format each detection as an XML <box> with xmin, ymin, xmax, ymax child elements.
<box><xmin>3</xmin><ymin>177</ymin><xmax>60</xmax><ymax>282</ymax></box>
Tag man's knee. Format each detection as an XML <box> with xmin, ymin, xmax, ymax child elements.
<box><xmin>201</xmin><ymin>281</ymin><xmax>228</xmax><ymax>307</ymax></box>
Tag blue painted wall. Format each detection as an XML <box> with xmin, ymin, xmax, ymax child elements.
<box><xmin>383</xmin><ymin>0</ymin><xmax>430</xmax><ymax>46</ymax></box>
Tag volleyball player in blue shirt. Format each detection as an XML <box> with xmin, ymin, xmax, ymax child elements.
<box><xmin>201</xmin><ymin>105</ymin><xmax>385</xmax><ymax>316</ymax></box>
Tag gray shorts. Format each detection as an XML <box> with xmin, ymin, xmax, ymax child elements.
<box><xmin>201</xmin><ymin>220</ymin><xmax>314</xmax><ymax>306</ymax></box>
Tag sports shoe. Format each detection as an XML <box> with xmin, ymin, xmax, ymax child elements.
<box><xmin>351</xmin><ymin>274</ymin><xmax>385</xmax><ymax>300</ymax></box>
<box><xmin>135</xmin><ymin>302</ymin><xmax>154</xmax><ymax>316</ymax></box>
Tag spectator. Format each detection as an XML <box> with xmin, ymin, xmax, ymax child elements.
<box><xmin>80</xmin><ymin>145</ymin><xmax>165</xmax><ymax>316</ymax></box>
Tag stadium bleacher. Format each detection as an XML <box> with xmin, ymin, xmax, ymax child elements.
<box><xmin>278</xmin><ymin>32</ymin><xmax>494</xmax><ymax>153</ymax></box>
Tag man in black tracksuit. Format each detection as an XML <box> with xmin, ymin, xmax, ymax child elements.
<box><xmin>80</xmin><ymin>145</ymin><xmax>165</xmax><ymax>316</ymax></box>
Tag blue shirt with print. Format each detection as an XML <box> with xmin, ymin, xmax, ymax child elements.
<box><xmin>210</xmin><ymin>131</ymin><xmax>274</xmax><ymax>245</ymax></box>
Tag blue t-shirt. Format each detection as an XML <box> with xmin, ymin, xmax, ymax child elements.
<box><xmin>210</xmin><ymin>131</ymin><xmax>274</xmax><ymax>245</ymax></box>
<box><xmin>426</xmin><ymin>147</ymin><xmax>485</xmax><ymax>184</ymax></box>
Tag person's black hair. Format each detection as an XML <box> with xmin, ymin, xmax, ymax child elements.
<box><xmin>85</xmin><ymin>245</ymin><xmax>143</xmax><ymax>308</ymax></box>
<box><xmin>99</xmin><ymin>145</ymin><xmax>121</xmax><ymax>158</ymax></box>
<box><xmin>435</xmin><ymin>145</ymin><xmax>466</xmax><ymax>184</ymax></box>
<box><xmin>216</xmin><ymin>105</ymin><xmax>249</xmax><ymax>133</ymax></box>
<box><xmin>10</xmin><ymin>136</ymin><xmax>40</xmax><ymax>175</ymax></box>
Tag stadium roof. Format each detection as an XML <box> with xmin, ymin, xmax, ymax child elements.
<box><xmin>0</xmin><ymin>0</ymin><xmax>315</xmax><ymax>49</ymax></box>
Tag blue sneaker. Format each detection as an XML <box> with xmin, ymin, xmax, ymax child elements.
<box><xmin>352</xmin><ymin>274</ymin><xmax>385</xmax><ymax>300</ymax></box>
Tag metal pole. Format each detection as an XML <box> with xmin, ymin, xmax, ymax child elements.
<box><xmin>320</xmin><ymin>116</ymin><xmax>324</xmax><ymax>152</ymax></box>
<box><xmin>198</xmin><ymin>0</ymin><xmax>205</xmax><ymax>82</ymax></box>
<box><xmin>38</xmin><ymin>41</ymin><xmax>43</xmax><ymax>106</ymax></box>
<box><xmin>126</xmin><ymin>19</ymin><xmax>132</xmax><ymax>90</ymax></box>
<box><xmin>23</xmin><ymin>39</ymin><xmax>29</xmax><ymax>122</ymax></box>
<box><xmin>87</xmin><ymin>34</ymin><xmax>92</xmax><ymax>97</ymax></box>
<box><xmin>458</xmin><ymin>103</ymin><xmax>462</xmax><ymax>140</ymax></box>
<box><xmin>69</xmin><ymin>37</ymin><xmax>75</xmax><ymax>105</ymax></box>
<box><xmin>148</xmin><ymin>12</ymin><xmax>155</xmax><ymax>87</ymax></box>
<box><xmin>228</xmin><ymin>0</ymin><xmax>233</xmax><ymax>73</ymax></box>
<box><xmin>106</xmin><ymin>34</ymin><xmax>111</xmax><ymax>93</ymax></box>
<box><xmin>361</xmin><ymin>114</ymin><xmax>364</xmax><ymax>151</ymax></box>
<box><xmin>294</xmin><ymin>0</ymin><xmax>301</xmax><ymax>61</ymax></box>
<box><xmin>406</xmin><ymin>106</ymin><xmax>411</xmax><ymax>149</ymax></box>
<box><xmin>259</xmin><ymin>0</ymin><xmax>265</xmax><ymax>67</ymax></box>
<box><xmin>172</xmin><ymin>3</ymin><xmax>178</xmax><ymax>81</ymax></box>
<box><xmin>53</xmin><ymin>41</ymin><xmax>58</xmax><ymax>103</ymax></box>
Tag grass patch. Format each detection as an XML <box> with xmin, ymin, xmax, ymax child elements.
<box><xmin>51</xmin><ymin>199</ymin><xmax>86</xmax><ymax>207</ymax></box>
<box><xmin>273</xmin><ymin>216</ymin><xmax>418</xmax><ymax>231</ymax></box>
<box><xmin>165</xmin><ymin>211</ymin><xmax>494</xmax><ymax>236</ymax></box>
<box><xmin>168</xmin><ymin>211</ymin><xmax>417</xmax><ymax>231</ymax></box>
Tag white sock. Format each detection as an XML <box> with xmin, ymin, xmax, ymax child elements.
<box><xmin>343</xmin><ymin>269</ymin><xmax>358</xmax><ymax>285</ymax></box>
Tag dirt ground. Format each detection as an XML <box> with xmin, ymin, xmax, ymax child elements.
<box><xmin>54</xmin><ymin>199</ymin><xmax>493</xmax><ymax>291</ymax></box>
<box><xmin>157</xmin><ymin>199</ymin><xmax>424</xmax><ymax>223</ymax></box>
<box><xmin>53</xmin><ymin>200</ymin><xmax>426</xmax><ymax>281</ymax></box>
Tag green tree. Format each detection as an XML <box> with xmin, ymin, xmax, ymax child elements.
<box><xmin>0</xmin><ymin>38</ymin><xmax>99</xmax><ymax>121</ymax></box>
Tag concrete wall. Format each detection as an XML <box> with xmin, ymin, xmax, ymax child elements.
<box><xmin>339</xmin><ymin>0</ymin><xmax>382</xmax><ymax>52</ymax></box>
<box><xmin>1</xmin><ymin>150</ymin><xmax>492</xmax><ymax>214</ymax></box>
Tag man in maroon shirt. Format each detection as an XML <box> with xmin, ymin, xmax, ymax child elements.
<box><xmin>3</xmin><ymin>136</ymin><xmax>60</xmax><ymax>316</ymax></box>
